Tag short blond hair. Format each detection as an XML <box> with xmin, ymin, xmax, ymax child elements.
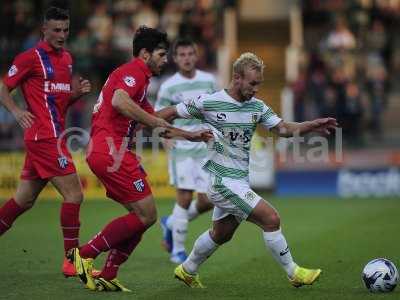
<box><xmin>233</xmin><ymin>52</ymin><xmax>264</xmax><ymax>76</ymax></box>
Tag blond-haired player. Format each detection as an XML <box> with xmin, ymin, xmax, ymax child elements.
<box><xmin>158</xmin><ymin>52</ymin><xmax>337</xmax><ymax>287</ymax></box>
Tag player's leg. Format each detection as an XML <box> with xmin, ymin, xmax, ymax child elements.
<box><xmin>247</xmin><ymin>199</ymin><xmax>297</xmax><ymax>276</ymax></box>
<box><xmin>175</xmin><ymin>212</ymin><xmax>240</xmax><ymax>288</ymax></box>
<box><xmin>50</xmin><ymin>173</ymin><xmax>83</xmax><ymax>255</ymax></box>
<box><xmin>183</xmin><ymin>213</ymin><xmax>239</xmax><ymax>274</ymax></box>
<box><xmin>74</xmin><ymin>194</ymin><xmax>155</xmax><ymax>291</ymax></box>
<box><xmin>50</xmin><ymin>173</ymin><xmax>85</xmax><ymax>277</ymax></box>
<box><xmin>163</xmin><ymin>154</ymin><xmax>199</xmax><ymax>252</ymax></box>
<box><xmin>78</xmin><ymin>193</ymin><xmax>156</xmax><ymax>260</ymax></box>
<box><xmin>0</xmin><ymin>178</ymin><xmax>47</xmax><ymax>235</ymax></box>
<box><xmin>168</xmin><ymin>188</ymin><xmax>193</xmax><ymax>262</ymax></box>
<box><xmin>187</xmin><ymin>192</ymin><xmax>213</xmax><ymax>221</ymax></box>
<box><xmin>187</xmin><ymin>158</ymin><xmax>213</xmax><ymax>221</ymax></box>
<box><xmin>95</xmin><ymin>197</ymin><xmax>156</xmax><ymax>284</ymax></box>
<box><xmin>247</xmin><ymin>199</ymin><xmax>321</xmax><ymax>286</ymax></box>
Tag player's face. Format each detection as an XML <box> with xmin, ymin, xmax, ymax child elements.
<box><xmin>148</xmin><ymin>48</ymin><xmax>168</xmax><ymax>75</ymax></box>
<box><xmin>43</xmin><ymin>19</ymin><xmax>70</xmax><ymax>50</ymax></box>
<box><xmin>237</xmin><ymin>68</ymin><xmax>263</xmax><ymax>101</ymax></box>
<box><xmin>173</xmin><ymin>45</ymin><xmax>197</xmax><ymax>74</ymax></box>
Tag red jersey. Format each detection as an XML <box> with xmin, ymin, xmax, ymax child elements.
<box><xmin>90</xmin><ymin>58</ymin><xmax>155</xmax><ymax>154</ymax></box>
<box><xmin>2</xmin><ymin>41</ymin><xmax>73</xmax><ymax>141</ymax></box>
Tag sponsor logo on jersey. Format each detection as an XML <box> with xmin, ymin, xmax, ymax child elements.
<box><xmin>44</xmin><ymin>81</ymin><xmax>71</xmax><ymax>93</ymax></box>
<box><xmin>124</xmin><ymin>76</ymin><xmax>136</xmax><ymax>87</ymax></box>
<box><xmin>58</xmin><ymin>156</ymin><xmax>68</xmax><ymax>169</ymax></box>
<box><xmin>133</xmin><ymin>179</ymin><xmax>145</xmax><ymax>192</ymax></box>
<box><xmin>216</xmin><ymin>113</ymin><xmax>227</xmax><ymax>122</ymax></box>
<box><xmin>8</xmin><ymin>65</ymin><xmax>18</xmax><ymax>77</ymax></box>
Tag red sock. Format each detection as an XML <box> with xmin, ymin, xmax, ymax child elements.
<box><xmin>80</xmin><ymin>212</ymin><xmax>146</xmax><ymax>259</ymax></box>
<box><xmin>0</xmin><ymin>198</ymin><xmax>26</xmax><ymax>235</ymax></box>
<box><xmin>61</xmin><ymin>202</ymin><xmax>81</xmax><ymax>254</ymax></box>
<box><xmin>99</xmin><ymin>233</ymin><xmax>143</xmax><ymax>280</ymax></box>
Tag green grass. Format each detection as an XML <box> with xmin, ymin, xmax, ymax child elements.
<box><xmin>0</xmin><ymin>197</ymin><xmax>399</xmax><ymax>300</ymax></box>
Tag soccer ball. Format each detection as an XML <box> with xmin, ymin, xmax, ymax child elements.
<box><xmin>362</xmin><ymin>258</ymin><xmax>399</xmax><ymax>293</ymax></box>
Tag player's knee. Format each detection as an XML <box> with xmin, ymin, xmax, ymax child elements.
<box><xmin>69</xmin><ymin>190</ymin><xmax>84</xmax><ymax>204</ymax></box>
<box><xmin>15</xmin><ymin>194</ymin><xmax>36</xmax><ymax>210</ymax></box>
<box><xmin>62</xmin><ymin>188</ymin><xmax>83</xmax><ymax>204</ymax></box>
<box><xmin>265</xmin><ymin>211</ymin><xmax>280</xmax><ymax>231</ymax></box>
<box><xmin>21</xmin><ymin>199</ymin><xmax>35</xmax><ymax>210</ymax></box>
<box><xmin>210</xmin><ymin>228</ymin><xmax>233</xmax><ymax>245</ymax></box>
<box><xmin>148</xmin><ymin>212</ymin><xmax>158</xmax><ymax>227</ymax></box>
<box><xmin>141</xmin><ymin>209</ymin><xmax>158</xmax><ymax>228</ymax></box>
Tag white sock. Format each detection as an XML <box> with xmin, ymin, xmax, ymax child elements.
<box><xmin>166</xmin><ymin>213</ymin><xmax>174</xmax><ymax>230</ymax></box>
<box><xmin>263</xmin><ymin>229</ymin><xmax>297</xmax><ymax>278</ymax></box>
<box><xmin>187</xmin><ymin>200</ymin><xmax>200</xmax><ymax>221</ymax></box>
<box><xmin>171</xmin><ymin>204</ymin><xmax>189</xmax><ymax>254</ymax></box>
<box><xmin>183</xmin><ymin>230</ymin><xmax>218</xmax><ymax>274</ymax></box>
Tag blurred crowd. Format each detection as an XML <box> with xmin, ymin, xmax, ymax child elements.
<box><xmin>295</xmin><ymin>0</ymin><xmax>400</xmax><ymax>146</ymax></box>
<box><xmin>0</xmin><ymin>0</ymin><xmax>225</xmax><ymax>150</ymax></box>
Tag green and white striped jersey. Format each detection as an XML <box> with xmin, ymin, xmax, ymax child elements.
<box><xmin>176</xmin><ymin>89</ymin><xmax>282</xmax><ymax>181</ymax></box>
<box><xmin>155</xmin><ymin>70</ymin><xmax>216</xmax><ymax>158</ymax></box>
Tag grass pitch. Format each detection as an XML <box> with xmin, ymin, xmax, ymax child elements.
<box><xmin>0</xmin><ymin>197</ymin><xmax>399</xmax><ymax>300</ymax></box>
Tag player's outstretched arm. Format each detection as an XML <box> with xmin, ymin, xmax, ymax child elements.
<box><xmin>161</xmin><ymin>127</ymin><xmax>213</xmax><ymax>142</ymax></box>
<box><xmin>272</xmin><ymin>118</ymin><xmax>338</xmax><ymax>137</ymax></box>
<box><xmin>0</xmin><ymin>83</ymin><xmax>35</xmax><ymax>129</ymax></box>
<box><xmin>112</xmin><ymin>89</ymin><xmax>171</xmax><ymax>128</ymax></box>
<box><xmin>155</xmin><ymin>106</ymin><xmax>179</xmax><ymax>122</ymax></box>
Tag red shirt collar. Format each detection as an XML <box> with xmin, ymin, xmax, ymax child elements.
<box><xmin>131</xmin><ymin>58</ymin><xmax>152</xmax><ymax>79</ymax></box>
<box><xmin>36</xmin><ymin>40</ymin><xmax>64</xmax><ymax>54</ymax></box>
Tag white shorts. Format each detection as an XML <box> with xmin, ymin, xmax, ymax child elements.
<box><xmin>168</xmin><ymin>155</ymin><xmax>209</xmax><ymax>193</ymax></box>
<box><xmin>207</xmin><ymin>174</ymin><xmax>262</xmax><ymax>222</ymax></box>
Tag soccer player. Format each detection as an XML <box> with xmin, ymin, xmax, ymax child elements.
<box><xmin>155</xmin><ymin>38</ymin><xmax>215</xmax><ymax>264</ymax></box>
<box><xmin>67</xmin><ymin>26</ymin><xmax>213</xmax><ymax>292</ymax></box>
<box><xmin>0</xmin><ymin>7</ymin><xmax>91</xmax><ymax>277</ymax></box>
<box><xmin>157</xmin><ymin>53</ymin><xmax>338</xmax><ymax>288</ymax></box>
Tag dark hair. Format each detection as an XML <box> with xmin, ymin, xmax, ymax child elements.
<box><xmin>172</xmin><ymin>37</ymin><xmax>196</xmax><ymax>55</ymax></box>
<box><xmin>44</xmin><ymin>6</ymin><xmax>69</xmax><ymax>22</ymax></box>
<box><xmin>132</xmin><ymin>26</ymin><xmax>169</xmax><ymax>57</ymax></box>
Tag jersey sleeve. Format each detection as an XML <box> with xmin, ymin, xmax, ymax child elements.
<box><xmin>155</xmin><ymin>85</ymin><xmax>172</xmax><ymax>111</ymax></box>
<box><xmin>2</xmin><ymin>51</ymin><xmax>35</xmax><ymax>90</ymax></box>
<box><xmin>259</xmin><ymin>102</ymin><xmax>282</xmax><ymax>130</ymax></box>
<box><xmin>112</xmin><ymin>71</ymin><xmax>143</xmax><ymax>99</ymax></box>
<box><xmin>176</xmin><ymin>95</ymin><xmax>205</xmax><ymax>119</ymax></box>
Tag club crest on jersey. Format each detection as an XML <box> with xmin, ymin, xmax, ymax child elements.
<box><xmin>124</xmin><ymin>76</ymin><xmax>136</xmax><ymax>87</ymax></box>
<box><xmin>245</xmin><ymin>191</ymin><xmax>256</xmax><ymax>202</ymax></box>
<box><xmin>133</xmin><ymin>179</ymin><xmax>145</xmax><ymax>192</ymax></box>
<box><xmin>8</xmin><ymin>65</ymin><xmax>18</xmax><ymax>77</ymax></box>
<box><xmin>57</xmin><ymin>156</ymin><xmax>68</xmax><ymax>169</ymax></box>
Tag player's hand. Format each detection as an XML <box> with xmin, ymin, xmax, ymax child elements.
<box><xmin>13</xmin><ymin>109</ymin><xmax>35</xmax><ymax>129</ymax></box>
<box><xmin>72</xmin><ymin>77</ymin><xmax>91</xmax><ymax>99</ymax></box>
<box><xmin>188</xmin><ymin>129</ymin><xmax>214</xmax><ymax>142</ymax></box>
<box><xmin>309</xmin><ymin>117</ymin><xmax>338</xmax><ymax>135</ymax></box>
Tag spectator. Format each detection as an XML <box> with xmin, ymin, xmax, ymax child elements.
<box><xmin>325</xmin><ymin>17</ymin><xmax>356</xmax><ymax>51</ymax></box>
<box><xmin>87</xmin><ymin>2</ymin><xmax>113</xmax><ymax>43</ymax></box>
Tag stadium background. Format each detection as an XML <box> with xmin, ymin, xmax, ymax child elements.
<box><xmin>1</xmin><ymin>0</ymin><xmax>400</xmax><ymax>199</ymax></box>
<box><xmin>0</xmin><ymin>1</ymin><xmax>399</xmax><ymax>299</ymax></box>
